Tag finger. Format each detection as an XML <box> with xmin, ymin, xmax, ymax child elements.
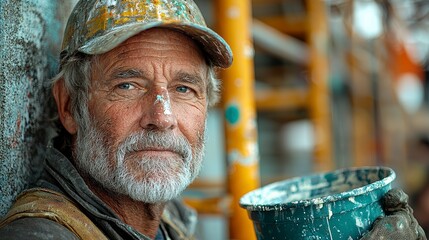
<box><xmin>383</xmin><ymin>188</ymin><xmax>409</xmax><ymax>213</ymax></box>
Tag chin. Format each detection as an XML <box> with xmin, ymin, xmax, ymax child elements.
<box><xmin>109</xmin><ymin>167</ymin><xmax>193</xmax><ymax>203</ymax></box>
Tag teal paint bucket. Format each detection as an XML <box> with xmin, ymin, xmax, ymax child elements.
<box><xmin>240</xmin><ymin>167</ymin><xmax>396</xmax><ymax>240</ymax></box>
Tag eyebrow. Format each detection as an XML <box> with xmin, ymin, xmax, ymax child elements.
<box><xmin>111</xmin><ymin>68</ymin><xmax>145</xmax><ymax>79</ymax></box>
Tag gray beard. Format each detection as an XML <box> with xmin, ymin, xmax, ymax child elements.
<box><xmin>73</xmin><ymin>107</ymin><xmax>205</xmax><ymax>203</ymax></box>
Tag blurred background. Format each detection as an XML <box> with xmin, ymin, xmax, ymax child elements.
<box><xmin>1</xmin><ymin>0</ymin><xmax>429</xmax><ymax>239</ymax></box>
<box><xmin>186</xmin><ymin>0</ymin><xmax>429</xmax><ymax>239</ymax></box>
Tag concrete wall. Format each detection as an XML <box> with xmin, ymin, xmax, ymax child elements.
<box><xmin>0</xmin><ymin>0</ymin><xmax>77</xmax><ymax>217</ymax></box>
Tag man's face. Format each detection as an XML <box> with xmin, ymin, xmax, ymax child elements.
<box><xmin>73</xmin><ymin>28</ymin><xmax>208</xmax><ymax>202</ymax></box>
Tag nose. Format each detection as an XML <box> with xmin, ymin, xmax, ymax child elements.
<box><xmin>140</xmin><ymin>87</ymin><xmax>177</xmax><ymax>131</ymax></box>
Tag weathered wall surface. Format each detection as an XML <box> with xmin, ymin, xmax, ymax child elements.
<box><xmin>0</xmin><ymin>0</ymin><xmax>77</xmax><ymax>217</ymax></box>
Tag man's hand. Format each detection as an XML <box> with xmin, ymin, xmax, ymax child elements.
<box><xmin>361</xmin><ymin>188</ymin><xmax>427</xmax><ymax>240</ymax></box>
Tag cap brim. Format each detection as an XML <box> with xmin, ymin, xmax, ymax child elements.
<box><xmin>78</xmin><ymin>22</ymin><xmax>233</xmax><ymax>68</ymax></box>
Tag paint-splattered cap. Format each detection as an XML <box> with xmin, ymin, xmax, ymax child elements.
<box><xmin>61</xmin><ymin>0</ymin><xmax>233</xmax><ymax>68</ymax></box>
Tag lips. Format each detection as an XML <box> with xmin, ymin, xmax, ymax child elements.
<box><xmin>127</xmin><ymin>147</ymin><xmax>183</xmax><ymax>159</ymax></box>
<box><xmin>117</xmin><ymin>131</ymin><xmax>192</xmax><ymax>162</ymax></box>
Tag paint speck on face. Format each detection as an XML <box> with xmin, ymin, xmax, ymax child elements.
<box><xmin>155</xmin><ymin>94</ymin><xmax>172</xmax><ymax>115</ymax></box>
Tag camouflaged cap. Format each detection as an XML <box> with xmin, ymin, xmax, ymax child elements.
<box><xmin>61</xmin><ymin>0</ymin><xmax>233</xmax><ymax>68</ymax></box>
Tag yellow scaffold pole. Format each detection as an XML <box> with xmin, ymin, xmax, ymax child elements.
<box><xmin>215</xmin><ymin>0</ymin><xmax>260</xmax><ymax>239</ymax></box>
<box><xmin>307</xmin><ymin>0</ymin><xmax>334</xmax><ymax>172</ymax></box>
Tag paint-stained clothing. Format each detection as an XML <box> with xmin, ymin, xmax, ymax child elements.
<box><xmin>0</xmin><ymin>144</ymin><xmax>197</xmax><ymax>240</ymax></box>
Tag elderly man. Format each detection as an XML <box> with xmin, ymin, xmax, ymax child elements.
<box><xmin>0</xmin><ymin>0</ymin><xmax>231</xmax><ymax>239</ymax></box>
<box><xmin>0</xmin><ymin>0</ymin><xmax>426</xmax><ymax>240</ymax></box>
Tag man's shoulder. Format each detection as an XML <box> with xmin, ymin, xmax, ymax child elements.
<box><xmin>0</xmin><ymin>217</ymin><xmax>79</xmax><ymax>240</ymax></box>
<box><xmin>0</xmin><ymin>188</ymin><xmax>108</xmax><ymax>240</ymax></box>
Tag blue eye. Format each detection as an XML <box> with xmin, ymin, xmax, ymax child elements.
<box><xmin>176</xmin><ymin>86</ymin><xmax>190</xmax><ymax>93</ymax></box>
<box><xmin>117</xmin><ymin>83</ymin><xmax>134</xmax><ymax>90</ymax></box>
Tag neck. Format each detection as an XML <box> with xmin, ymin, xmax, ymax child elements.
<box><xmin>84</xmin><ymin>176</ymin><xmax>166</xmax><ymax>239</ymax></box>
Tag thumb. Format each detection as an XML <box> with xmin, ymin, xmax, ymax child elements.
<box><xmin>382</xmin><ymin>188</ymin><xmax>409</xmax><ymax>214</ymax></box>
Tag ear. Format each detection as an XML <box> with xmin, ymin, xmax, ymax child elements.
<box><xmin>52</xmin><ymin>79</ymin><xmax>78</xmax><ymax>135</ymax></box>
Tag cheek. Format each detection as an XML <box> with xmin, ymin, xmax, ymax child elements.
<box><xmin>173</xmin><ymin>98</ymin><xmax>207</xmax><ymax>118</ymax></box>
<box><xmin>89</xmin><ymin>101</ymin><xmax>140</xmax><ymax>144</ymax></box>
<box><xmin>176</xmin><ymin>105</ymin><xmax>207</xmax><ymax>142</ymax></box>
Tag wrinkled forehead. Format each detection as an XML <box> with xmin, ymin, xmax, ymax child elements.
<box><xmin>90</xmin><ymin>28</ymin><xmax>209</xmax><ymax>79</ymax></box>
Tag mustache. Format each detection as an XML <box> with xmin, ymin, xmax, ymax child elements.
<box><xmin>117</xmin><ymin>131</ymin><xmax>192</xmax><ymax>161</ymax></box>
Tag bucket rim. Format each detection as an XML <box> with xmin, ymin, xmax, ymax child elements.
<box><xmin>239</xmin><ymin>166</ymin><xmax>396</xmax><ymax>212</ymax></box>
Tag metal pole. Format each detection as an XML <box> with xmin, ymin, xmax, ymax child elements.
<box><xmin>252</xmin><ymin>19</ymin><xmax>309</xmax><ymax>65</ymax></box>
<box><xmin>214</xmin><ymin>0</ymin><xmax>260</xmax><ymax>239</ymax></box>
<box><xmin>307</xmin><ymin>0</ymin><xmax>334</xmax><ymax>171</ymax></box>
